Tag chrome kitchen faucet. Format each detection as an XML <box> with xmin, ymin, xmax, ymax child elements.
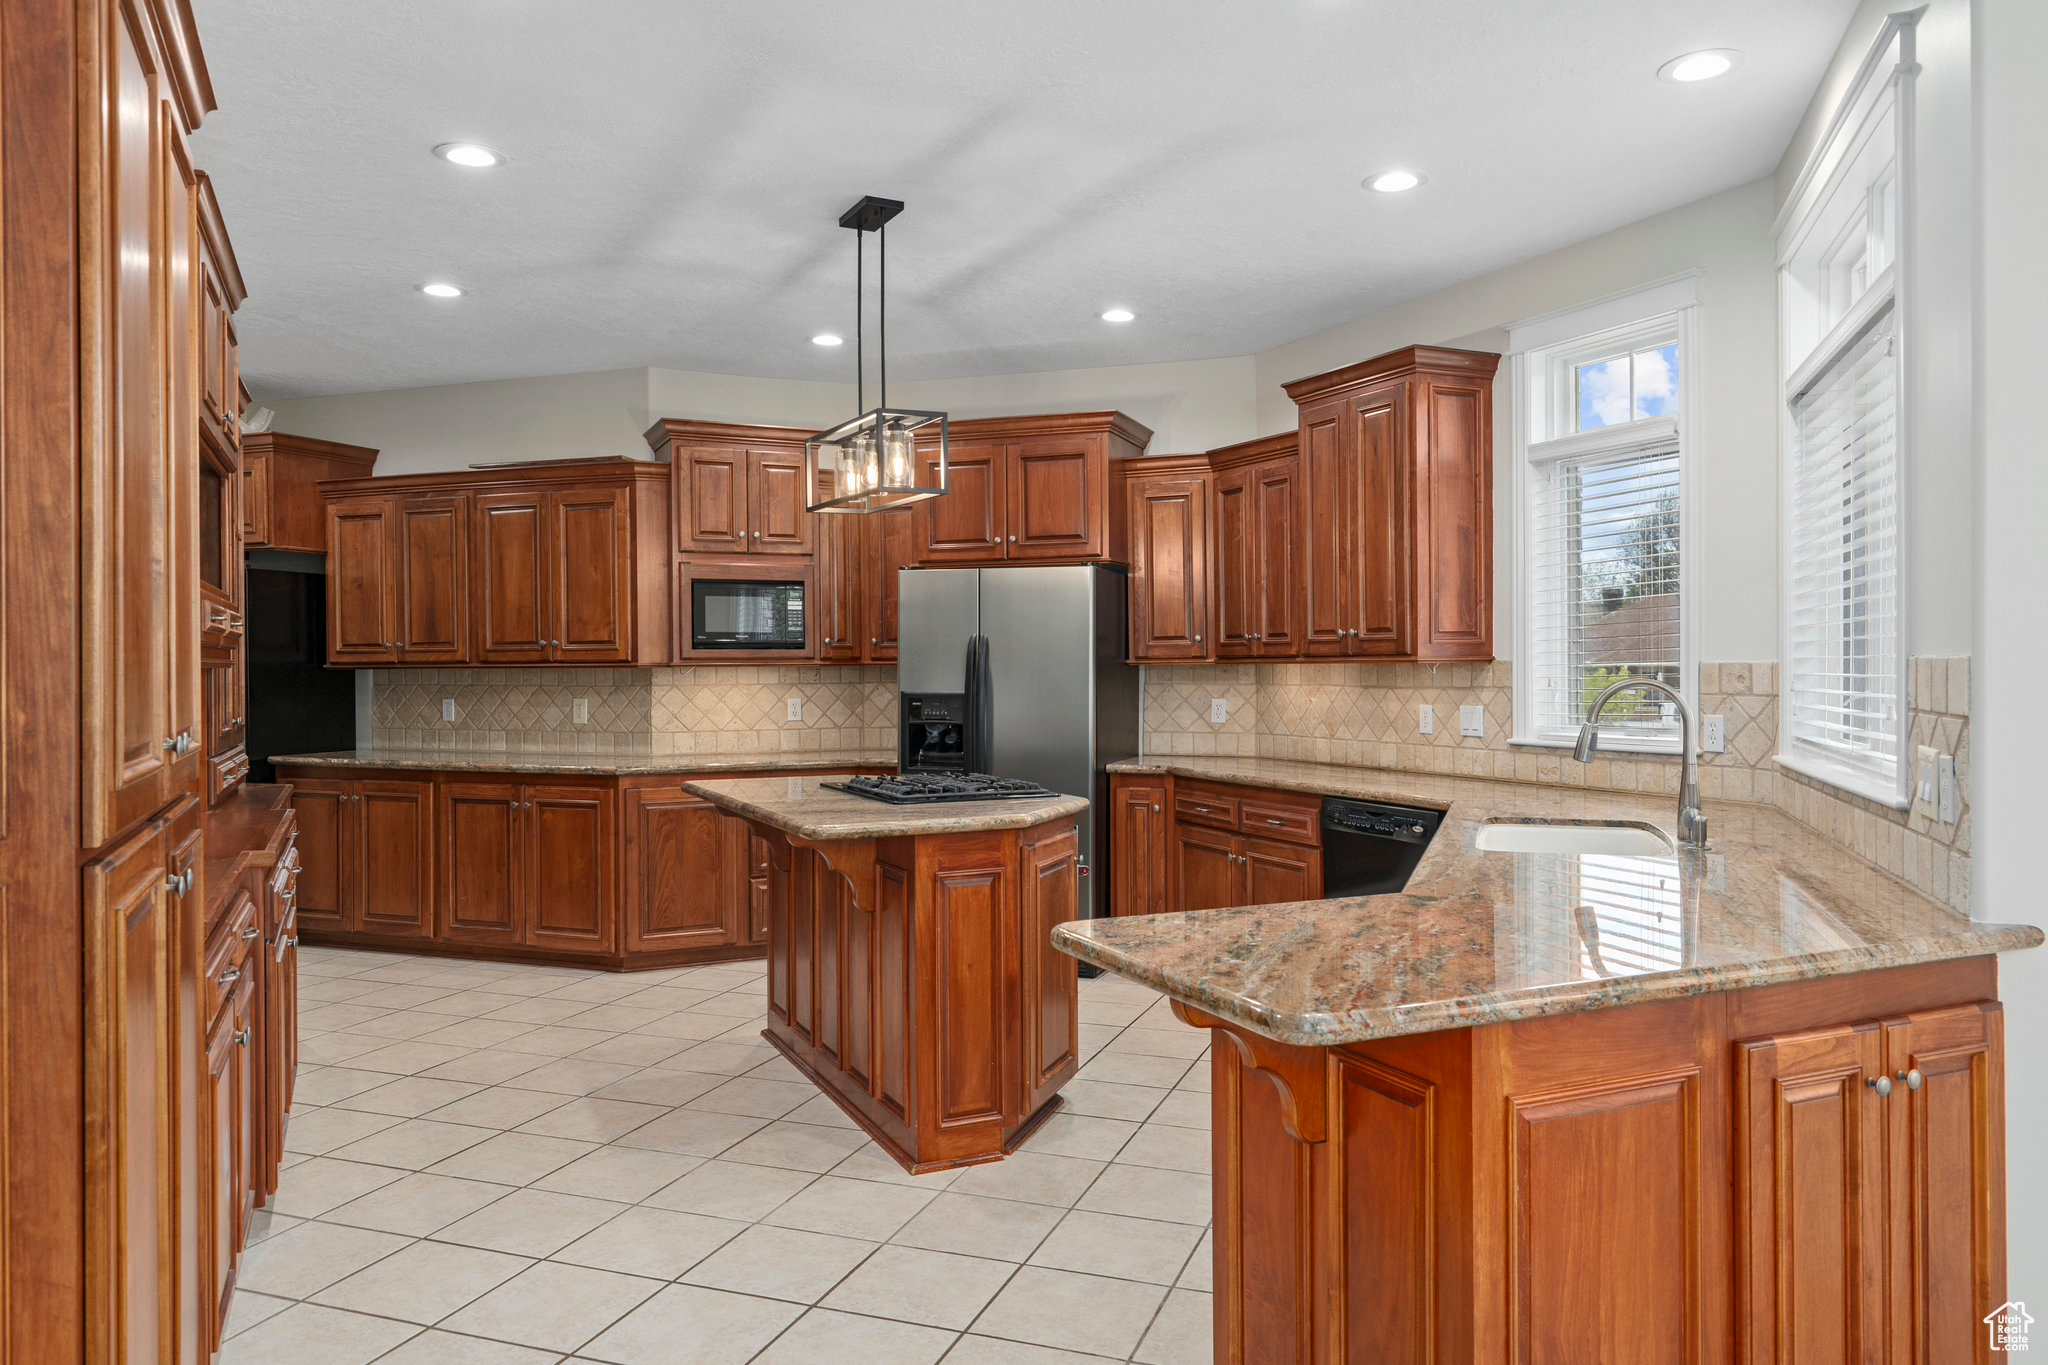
<box><xmin>1572</xmin><ymin>677</ymin><xmax>1708</xmax><ymax>848</ymax></box>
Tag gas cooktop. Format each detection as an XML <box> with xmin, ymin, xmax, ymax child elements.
<box><xmin>822</xmin><ymin>773</ymin><xmax>1058</xmax><ymax>805</ymax></box>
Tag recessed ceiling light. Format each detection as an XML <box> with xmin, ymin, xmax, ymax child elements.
<box><xmin>433</xmin><ymin>142</ymin><xmax>506</xmax><ymax>168</ymax></box>
<box><xmin>811</xmin><ymin>333</ymin><xmax>844</xmax><ymax>346</ymax></box>
<box><xmin>1365</xmin><ymin>170</ymin><xmax>1425</xmax><ymax>193</ymax></box>
<box><xmin>1100</xmin><ymin>308</ymin><xmax>1136</xmax><ymax>323</ymax></box>
<box><xmin>1658</xmin><ymin>49</ymin><xmax>1741</xmax><ymax>83</ymax></box>
<box><xmin>419</xmin><ymin>282</ymin><xmax>463</xmax><ymax>298</ymax></box>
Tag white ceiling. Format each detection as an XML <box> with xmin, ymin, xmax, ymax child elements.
<box><xmin>191</xmin><ymin>0</ymin><xmax>1856</xmax><ymax>401</ymax></box>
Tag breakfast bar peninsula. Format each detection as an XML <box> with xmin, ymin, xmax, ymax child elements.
<box><xmin>684</xmin><ymin>774</ymin><xmax>1089</xmax><ymax>1172</ymax></box>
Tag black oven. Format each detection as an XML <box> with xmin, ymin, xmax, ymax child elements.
<box><xmin>690</xmin><ymin>577</ymin><xmax>807</xmax><ymax>651</ymax></box>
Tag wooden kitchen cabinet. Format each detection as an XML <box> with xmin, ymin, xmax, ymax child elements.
<box><xmin>1212</xmin><ymin>433</ymin><xmax>1303</xmax><ymax>659</ymax></box>
<box><xmin>1285</xmin><ymin>346</ymin><xmax>1499</xmax><ymax>661</ymax></box>
<box><xmin>647</xmin><ymin>420</ymin><xmax>818</xmax><ymax>556</ymax></box>
<box><xmin>1110</xmin><ymin>780</ymin><xmax>1169</xmax><ymax>915</ymax></box>
<box><xmin>324</xmin><ymin>460</ymin><xmax>671</xmax><ymax>667</ymax></box>
<box><xmin>1174</xmin><ymin>824</ymin><xmax>1244</xmax><ymax>912</ymax></box>
<box><xmin>814</xmin><ymin>470</ymin><xmax>865</xmax><ymax>662</ymax></box>
<box><xmin>624</xmin><ymin>787</ymin><xmax>744</xmax><ymax>953</ymax></box>
<box><xmin>1122</xmin><ymin>457</ymin><xmax>1213</xmax><ymax>662</ymax></box>
<box><xmin>240</xmin><ymin>431</ymin><xmax>379</xmax><ymax>553</ymax></box>
<box><xmin>438</xmin><ymin>779</ymin><xmax>617</xmax><ymax>956</ymax></box>
<box><xmin>862</xmin><ymin>504</ymin><xmax>918</xmax><ymax>661</ymax></box>
<box><xmin>1019</xmin><ymin>822</ymin><xmax>1083</xmax><ymax>1119</ymax></box>
<box><xmin>439</xmin><ymin>782</ymin><xmax>524</xmax><ymax>947</ymax></box>
<box><xmin>196</xmin><ymin>175</ymin><xmax>245</xmax><ymax>460</ymax></box>
<box><xmin>913</xmin><ymin>412</ymin><xmax>1150</xmax><ymax>565</ymax></box>
<box><xmin>287</xmin><ymin>775</ymin><xmax>433</xmax><ymax>937</ymax></box>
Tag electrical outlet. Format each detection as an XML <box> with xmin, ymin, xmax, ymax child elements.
<box><xmin>1913</xmin><ymin>745</ymin><xmax>1940</xmax><ymax>819</ymax></box>
<box><xmin>1418</xmin><ymin>704</ymin><xmax>1435</xmax><ymax>736</ymax></box>
<box><xmin>1701</xmin><ymin>715</ymin><xmax>1725</xmax><ymax>753</ymax></box>
<box><xmin>1459</xmin><ymin>704</ymin><xmax>1484</xmax><ymax>738</ymax></box>
<box><xmin>441</xmin><ymin>698</ymin><xmax>457</xmax><ymax>723</ymax></box>
<box><xmin>1938</xmin><ymin>753</ymin><xmax>1959</xmax><ymax>824</ymax></box>
<box><xmin>786</xmin><ymin>696</ymin><xmax>804</xmax><ymax>723</ymax></box>
<box><xmin>573</xmin><ymin>697</ymin><xmax>589</xmax><ymax>725</ymax></box>
<box><xmin>1209</xmin><ymin>697</ymin><xmax>1228</xmax><ymax>725</ymax></box>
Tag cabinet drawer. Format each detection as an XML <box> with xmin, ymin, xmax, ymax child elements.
<box><xmin>1238</xmin><ymin>797</ymin><xmax>1320</xmax><ymax>846</ymax></box>
<box><xmin>1174</xmin><ymin>789</ymin><xmax>1240</xmax><ymax>830</ymax></box>
<box><xmin>204</xmin><ymin>893</ymin><xmax>259</xmax><ymax>1023</ymax></box>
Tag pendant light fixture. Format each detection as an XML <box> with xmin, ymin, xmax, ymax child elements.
<box><xmin>805</xmin><ymin>196</ymin><xmax>949</xmax><ymax>513</ymax></box>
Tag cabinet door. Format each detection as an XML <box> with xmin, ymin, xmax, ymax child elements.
<box><xmin>1243</xmin><ymin>834</ymin><xmax>1319</xmax><ymax>905</ymax></box>
<box><xmin>84</xmin><ymin>818</ymin><xmax>173</xmax><ymax>1365</ymax></box>
<box><xmin>814</xmin><ymin>474</ymin><xmax>864</xmax><ymax>662</ymax></box>
<box><xmin>241</xmin><ymin>451</ymin><xmax>271</xmax><ymax>546</ymax></box>
<box><xmin>1735</xmin><ymin>1021</ymin><xmax>1889</xmax><ymax>1365</ymax></box>
<box><xmin>85</xmin><ymin>2</ymin><xmax>176</xmax><ymax>844</ymax></box>
<box><xmin>1418</xmin><ymin>377</ymin><xmax>1492</xmax><ymax>657</ymax></box>
<box><xmin>747</xmin><ymin>830</ymin><xmax>773</xmax><ymax>945</ymax></box>
<box><xmin>288</xmin><ymin>778</ymin><xmax>350</xmax><ymax>934</ymax></box>
<box><xmin>1019</xmin><ymin>823</ymin><xmax>1082</xmax><ymax>1117</ymax></box>
<box><xmin>526</xmin><ymin>784</ymin><xmax>617</xmax><ymax>954</ymax></box>
<box><xmin>1173</xmin><ymin>824</ymin><xmax>1244</xmax><ymax>913</ymax></box>
<box><xmin>749</xmin><ymin>449</ymin><xmax>814</xmax><ymax>554</ymax></box>
<box><xmin>1006</xmin><ymin>437</ymin><xmax>1101</xmax><ymax>560</ymax></box>
<box><xmin>551</xmin><ymin>487</ymin><xmax>633</xmax><ymax>662</ymax></box>
<box><xmin>354</xmin><ymin>780</ymin><xmax>433</xmax><ymax>937</ymax></box>
<box><xmin>166</xmin><ymin>122</ymin><xmax>205</xmax><ymax>803</ymax></box>
<box><xmin>229</xmin><ymin>974</ymin><xmax>258</xmax><ymax>1254</ymax></box>
<box><xmin>1252</xmin><ymin>458</ymin><xmax>1303</xmax><ymax>656</ymax></box>
<box><xmin>1352</xmin><ymin>381</ymin><xmax>1413</xmax><ymax>656</ymax></box>
<box><xmin>1883</xmin><ymin>1002</ymin><xmax>2005</xmax><ymax>1365</ymax></box>
<box><xmin>917</xmin><ymin>441</ymin><xmax>1007</xmax><ymax>562</ymax></box>
<box><xmin>679</xmin><ymin>447</ymin><xmax>750</xmax><ymax>555</ymax></box>
<box><xmin>396</xmin><ymin>495</ymin><xmax>470</xmax><ymax>662</ymax></box>
<box><xmin>1212</xmin><ymin>468</ymin><xmax>1255</xmax><ymax>659</ymax></box>
<box><xmin>863</xmin><ymin>505</ymin><xmax>917</xmax><ymax>661</ymax></box>
<box><xmin>474</xmin><ymin>491</ymin><xmax>553</xmax><ymax>663</ymax></box>
<box><xmin>439</xmin><ymin>782</ymin><xmax>524</xmax><ymax>946</ymax></box>
<box><xmin>1112</xmin><ymin>783</ymin><xmax>1168</xmax><ymax>915</ymax></box>
<box><xmin>624</xmin><ymin>787</ymin><xmax>741</xmax><ymax>953</ymax></box>
<box><xmin>201</xmin><ymin>1000</ymin><xmax>240</xmax><ymax>1353</ymax></box>
<box><xmin>326</xmin><ymin>499</ymin><xmax>399</xmax><ymax>664</ymax></box>
<box><xmin>1127</xmin><ymin>476</ymin><xmax>1210</xmax><ymax>661</ymax></box>
<box><xmin>1299</xmin><ymin>406</ymin><xmax>1352</xmax><ymax>657</ymax></box>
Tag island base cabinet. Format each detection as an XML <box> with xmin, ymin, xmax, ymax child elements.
<box><xmin>1177</xmin><ymin>957</ymin><xmax>2007</xmax><ymax>1365</ymax></box>
<box><xmin>756</xmin><ymin>819</ymin><xmax>1082</xmax><ymax>1174</ymax></box>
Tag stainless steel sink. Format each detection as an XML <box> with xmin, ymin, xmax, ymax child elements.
<box><xmin>1473</xmin><ymin>821</ymin><xmax>1674</xmax><ymax>857</ymax></box>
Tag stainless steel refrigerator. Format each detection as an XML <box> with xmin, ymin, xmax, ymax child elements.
<box><xmin>897</xmin><ymin>565</ymin><xmax>1138</xmax><ymax>922</ymax></box>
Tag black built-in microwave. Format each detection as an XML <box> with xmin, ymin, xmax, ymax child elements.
<box><xmin>690</xmin><ymin>577</ymin><xmax>807</xmax><ymax>651</ymax></box>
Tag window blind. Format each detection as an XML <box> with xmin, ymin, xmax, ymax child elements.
<box><xmin>1785</xmin><ymin>302</ymin><xmax>1900</xmax><ymax>793</ymax></box>
<box><xmin>1527</xmin><ymin>440</ymin><xmax>1684</xmax><ymax>745</ymax></box>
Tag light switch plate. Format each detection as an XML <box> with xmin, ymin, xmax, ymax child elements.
<box><xmin>1913</xmin><ymin>745</ymin><xmax>1940</xmax><ymax>819</ymax></box>
<box><xmin>1209</xmin><ymin>697</ymin><xmax>1228</xmax><ymax>725</ymax></box>
<box><xmin>786</xmin><ymin>696</ymin><xmax>804</xmax><ymax>723</ymax></box>
<box><xmin>1938</xmin><ymin>753</ymin><xmax>1958</xmax><ymax>824</ymax></box>
<box><xmin>1459</xmin><ymin>704</ymin><xmax>1485</xmax><ymax>738</ymax></box>
<box><xmin>1701</xmin><ymin>715</ymin><xmax>1725</xmax><ymax>753</ymax></box>
<box><xmin>441</xmin><ymin>698</ymin><xmax>457</xmax><ymax>723</ymax></box>
<box><xmin>1418</xmin><ymin>704</ymin><xmax>1435</xmax><ymax>736</ymax></box>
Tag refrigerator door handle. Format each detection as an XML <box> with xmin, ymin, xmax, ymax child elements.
<box><xmin>965</xmin><ymin>632</ymin><xmax>993</xmax><ymax>775</ymax></box>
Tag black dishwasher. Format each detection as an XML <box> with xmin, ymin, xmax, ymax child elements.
<box><xmin>1321</xmin><ymin>798</ymin><xmax>1444</xmax><ymax>896</ymax></box>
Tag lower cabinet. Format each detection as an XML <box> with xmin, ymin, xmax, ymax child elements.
<box><xmin>1116</xmin><ymin>774</ymin><xmax>1323</xmax><ymax>915</ymax></box>
<box><xmin>281</xmin><ymin>765</ymin><xmax>883</xmax><ymax>968</ymax></box>
<box><xmin>1110</xmin><ymin>781</ymin><xmax>1168</xmax><ymax>916</ymax></box>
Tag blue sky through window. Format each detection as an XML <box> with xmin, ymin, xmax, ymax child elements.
<box><xmin>1575</xmin><ymin>342</ymin><xmax>1679</xmax><ymax>430</ymax></box>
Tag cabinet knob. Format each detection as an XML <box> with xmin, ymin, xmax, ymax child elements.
<box><xmin>285</xmin><ymin>936</ymin><xmax>299</xmax><ymax>948</ymax></box>
<box><xmin>1008</xmin><ymin>535</ymin><xmax>1017</xmax><ymax>543</ymax></box>
<box><xmin>1901</xmin><ymin>1068</ymin><xmax>1923</xmax><ymax>1091</ymax></box>
<box><xmin>870</xmin><ymin>638</ymin><xmax>877</xmax><ymax>645</ymax></box>
<box><xmin>233</xmin><ymin>1029</ymin><xmax>250</xmax><ymax>1048</ymax></box>
<box><xmin>1152</xmin><ymin>804</ymin><xmax>1161</xmax><ymax>813</ymax></box>
<box><xmin>1194</xmin><ymin>634</ymin><xmax>1203</xmax><ymax>643</ymax></box>
<box><xmin>1868</xmin><ymin>1074</ymin><xmax>1894</xmax><ymax>1098</ymax></box>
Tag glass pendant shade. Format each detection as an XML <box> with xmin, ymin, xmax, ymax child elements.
<box><xmin>807</xmin><ymin>408</ymin><xmax>949</xmax><ymax>513</ymax></box>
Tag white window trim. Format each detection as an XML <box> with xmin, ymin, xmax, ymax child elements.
<box><xmin>1775</xmin><ymin>11</ymin><xmax>1917</xmax><ymax>810</ymax></box>
<box><xmin>1507</xmin><ymin>279</ymin><xmax>1704</xmax><ymax>753</ymax></box>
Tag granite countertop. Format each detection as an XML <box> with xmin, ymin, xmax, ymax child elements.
<box><xmin>1051</xmin><ymin>755</ymin><xmax>2043</xmax><ymax>1047</ymax></box>
<box><xmin>683</xmin><ymin>775</ymin><xmax>1089</xmax><ymax>842</ymax></box>
<box><xmin>270</xmin><ymin>748</ymin><xmax>899</xmax><ymax>777</ymax></box>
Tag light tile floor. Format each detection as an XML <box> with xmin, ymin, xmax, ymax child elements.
<box><xmin>226</xmin><ymin>946</ymin><xmax>1215</xmax><ymax>1365</ymax></box>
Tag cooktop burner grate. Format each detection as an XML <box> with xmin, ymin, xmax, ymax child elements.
<box><xmin>822</xmin><ymin>772</ymin><xmax>1058</xmax><ymax>805</ymax></box>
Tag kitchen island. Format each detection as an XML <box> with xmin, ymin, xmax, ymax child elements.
<box><xmin>1057</xmin><ymin>758</ymin><xmax>2044</xmax><ymax>1365</ymax></box>
<box><xmin>684</xmin><ymin>775</ymin><xmax>1090</xmax><ymax>1172</ymax></box>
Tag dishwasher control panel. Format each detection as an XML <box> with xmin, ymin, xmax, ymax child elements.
<box><xmin>1321</xmin><ymin>799</ymin><xmax>1443</xmax><ymax>844</ymax></box>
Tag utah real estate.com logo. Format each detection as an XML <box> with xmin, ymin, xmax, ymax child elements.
<box><xmin>1987</xmin><ymin>1301</ymin><xmax>2033</xmax><ymax>1353</ymax></box>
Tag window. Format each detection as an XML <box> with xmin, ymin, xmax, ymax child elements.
<box><xmin>1776</xmin><ymin>13</ymin><xmax>1916</xmax><ymax>806</ymax></box>
<box><xmin>1509</xmin><ymin>278</ymin><xmax>1700</xmax><ymax>752</ymax></box>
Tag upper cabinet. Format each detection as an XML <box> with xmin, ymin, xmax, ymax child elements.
<box><xmin>195</xmin><ymin>174</ymin><xmax>244</xmax><ymax>461</ymax></box>
<box><xmin>1123</xmin><ymin>456</ymin><xmax>1213</xmax><ymax>663</ymax></box>
<box><xmin>912</xmin><ymin>412</ymin><xmax>1150</xmax><ymax>565</ymax></box>
<box><xmin>1284</xmin><ymin>346</ymin><xmax>1499</xmax><ymax>661</ymax></box>
<box><xmin>1211</xmin><ymin>434</ymin><xmax>1303</xmax><ymax>659</ymax></box>
<box><xmin>646</xmin><ymin>421</ymin><xmax>816</xmax><ymax>556</ymax></box>
<box><xmin>321</xmin><ymin>460</ymin><xmax>672</xmax><ymax>667</ymax></box>
<box><xmin>241</xmin><ymin>431</ymin><xmax>379</xmax><ymax>554</ymax></box>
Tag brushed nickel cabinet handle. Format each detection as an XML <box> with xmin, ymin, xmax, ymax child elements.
<box><xmin>217</xmin><ymin>969</ymin><xmax>241</xmax><ymax>987</ymax></box>
<box><xmin>240</xmin><ymin>927</ymin><xmax>260</xmax><ymax>942</ymax></box>
<box><xmin>233</xmin><ymin>1030</ymin><xmax>250</xmax><ymax>1048</ymax></box>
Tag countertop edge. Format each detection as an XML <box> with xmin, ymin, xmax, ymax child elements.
<box><xmin>1050</xmin><ymin>920</ymin><xmax>2047</xmax><ymax>1048</ymax></box>
<box><xmin>683</xmin><ymin>781</ymin><xmax>1091</xmax><ymax>842</ymax></box>
<box><xmin>272</xmin><ymin>750</ymin><xmax>898</xmax><ymax>776</ymax></box>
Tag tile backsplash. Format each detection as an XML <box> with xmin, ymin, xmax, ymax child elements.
<box><xmin>372</xmin><ymin>666</ymin><xmax>897</xmax><ymax>756</ymax></box>
<box><xmin>1143</xmin><ymin>655</ymin><xmax>1972</xmax><ymax>912</ymax></box>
